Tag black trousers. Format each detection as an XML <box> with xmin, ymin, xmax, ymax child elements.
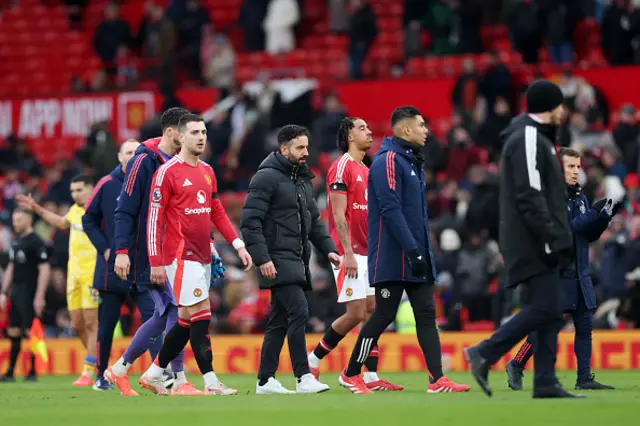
<box><xmin>477</xmin><ymin>269</ymin><xmax>563</xmax><ymax>388</ymax></box>
<box><xmin>258</xmin><ymin>284</ymin><xmax>310</xmax><ymax>381</ymax></box>
<box><xmin>346</xmin><ymin>280</ymin><xmax>442</xmax><ymax>379</ymax></box>
<box><xmin>97</xmin><ymin>288</ymin><xmax>156</xmax><ymax>376</ymax></box>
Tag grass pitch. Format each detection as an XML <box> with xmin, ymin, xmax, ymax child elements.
<box><xmin>1</xmin><ymin>371</ymin><xmax>639</xmax><ymax>426</ymax></box>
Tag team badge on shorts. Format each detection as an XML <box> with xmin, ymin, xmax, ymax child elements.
<box><xmin>153</xmin><ymin>188</ymin><xmax>162</xmax><ymax>201</ymax></box>
<box><xmin>346</xmin><ymin>288</ymin><xmax>353</xmax><ymax>296</ymax></box>
<box><xmin>193</xmin><ymin>288</ymin><xmax>202</xmax><ymax>297</ymax></box>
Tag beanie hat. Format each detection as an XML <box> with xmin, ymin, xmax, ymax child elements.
<box><xmin>526</xmin><ymin>80</ymin><xmax>564</xmax><ymax>114</ymax></box>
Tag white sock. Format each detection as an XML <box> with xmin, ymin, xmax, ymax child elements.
<box><xmin>144</xmin><ymin>363</ymin><xmax>165</xmax><ymax>378</ymax></box>
<box><xmin>308</xmin><ymin>352</ymin><xmax>321</xmax><ymax>368</ymax></box>
<box><xmin>203</xmin><ymin>371</ymin><xmax>219</xmax><ymax>388</ymax></box>
<box><xmin>111</xmin><ymin>357</ymin><xmax>131</xmax><ymax>377</ymax></box>
<box><xmin>174</xmin><ymin>371</ymin><xmax>187</xmax><ymax>387</ymax></box>
<box><xmin>363</xmin><ymin>372</ymin><xmax>379</xmax><ymax>383</ymax></box>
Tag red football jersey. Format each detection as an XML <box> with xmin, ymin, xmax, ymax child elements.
<box><xmin>147</xmin><ymin>157</ymin><xmax>237</xmax><ymax>267</ymax></box>
<box><xmin>327</xmin><ymin>153</ymin><xmax>369</xmax><ymax>256</ymax></box>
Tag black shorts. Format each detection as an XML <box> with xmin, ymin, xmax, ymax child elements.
<box><xmin>9</xmin><ymin>291</ymin><xmax>35</xmax><ymax>331</ymax></box>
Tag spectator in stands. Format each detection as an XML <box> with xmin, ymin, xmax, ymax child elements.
<box><xmin>602</xmin><ymin>0</ymin><xmax>640</xmax><ymax>65</ymax></box>
<box><xmin>312</xmin><ymin>93</ymin><xmax>347</xmax><ymax>154</ymax></box>
<box><xmin>203</xmin><ymin>34</ymin><xmax>236</xmax><ymax>93</ymax></box>
<box><xmin>478</xmin><ymin>96</ymin><xmax>512</xmax><ymax>161</ymax></box>
<box><xmin>137</xmin><ymin>2</ymin><xmax>174</xmax><ymax>60</ymax></box>
<box><xmin>169</xmin><ymin>0</ymin><xmax>211</xmax><ymax>80</ymax></box>
<box><xmin>115</xmin><ymin>46</ymin><xmax>138</xmax><ymax>89</ymax></box>
<box><xmin>328</xmin><ymin>0</ymin><xmax>349</xmax><ymax>33</ymax></box>
<box><xmin>93</xmin><ymin>2</ymin><xmax>132</xmax><ymax>73</ymax></box>
<box><xmin>421</xmin><ymin>118</ymin><xmax>447</xmax><ymax>174</ymax></box>
<box><xmin>263</xmin><ymin>0</ymin><xmax>300</xmax><ymax>54</ymax></box>
<box><xmin>452</xmin><ymin>0</ymin><xmax>483</xmax><ymax>54</ymax></box>
<box><xmin>507</xmin><ymin>0</ymin><xmax>542</xmax><ymax>63</ymax></box>
<box><xmin>451</xmin><ymin>58</ymin><xmax>482</xmax><ymax>118</ymax></box>
<box><xmin>446</xmin><ymin>126</ymin><xmax>483</xmax><ymax>182</ymax></box>
<box><xmin>542</xmin><ymin>0</ymin><xmax>580</xmax><ymax>64</ymax></box>
<box><xmin>239</xmin><ymin>0</ymin><xmax>269</xmax><ymax>52</ymax></box>
<box><xmin>1</xmin><ymin>136</ymin><xmax>42</xmax><ymax>177</ymax></box>
<box><xmin>422</xmin><ymin>0</ymin><xmax>456</xmax><ymax>56</ymax></box>
<box><xmin>63</xmin><ymin>0</ymin><xmax>87</xmax><ymax>30</ymax></box>
<box><xmin>465</xmin><ymin>166</ymin><xmax>501</xmax><ymax>241</ymax></box>
<box><xmin>614</xmin><ymin>104</ymin><xmax>639</xmax><ymax>173</ymax></box>
<box><xmin>480</xmin><ymin>50</ymin><xmax>512</xmax><ymax>113</ymax></box>
<box><xmin>404</xmin><ymin>20</ymin><xmax>424</xmax><ymax>58</ymax></box>
<box><xmin>347</xmin><ymin>0</ymin><xmax>378</xmax><ymax>80</ymax></box>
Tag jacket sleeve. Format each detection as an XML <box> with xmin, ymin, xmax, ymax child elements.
<box><xmin>572</xmin><ymin>197</ymin><xmax>610</xmax><ymax>243</ymax></box>
<box><xmin>370</xmin><ymin>152</ymin><xmax>418</xmax><ymax>252</ymax></box>
<box><xmin>240</xmin><ymin>171</ymin><xmax>275</xmax><ymax>266</ymax></box>
<box><xmin>308</xmin><ymin>188</ymin><xmax>337</xmax><ymax>258</ymax></box>
<box><xmin>81</xmin><ymin>177</ymin><xmax>110</xmax><ymax>255</ymax></box>
<box><xmin>114</xmin><ymin>153</ymin><xmax>149</xmax><ymax>255</ymax></box>
<box><xmin>147</xmin><ymin>168</ymin><xmax>170</xmax><ymax>267</ymax></box>
<box><xmin>508</xmin><ymin>132</ymin><xmax>569</xmax><ymax>251</ymax></box>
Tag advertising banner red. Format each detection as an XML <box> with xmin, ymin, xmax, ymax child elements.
<box><xmin>0</xmin><ymin>91</ymin><xmax>158</xmax><ymax>143</ymax></box>
<box><xmin>2</xmin><ymin>331</ymin><xmax>638</xmax><ymax>376</ymax></box>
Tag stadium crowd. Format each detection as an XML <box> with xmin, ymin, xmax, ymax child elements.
<box><xmin>1</xmin><ymin>0</ymin><xmax>640</xmax><ymax>342</ymax></box>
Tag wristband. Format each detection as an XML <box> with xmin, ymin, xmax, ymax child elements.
<box><xmin>232</xmin><ymin>238</ymin><xmax>245</xmax><ymax>250</ymax></box>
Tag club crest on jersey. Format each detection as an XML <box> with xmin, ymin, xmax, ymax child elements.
<box><xmin>205</xmin><ymin>174</ymin><xmax>212</xmax><ymax>185</ymax></box>
<box><xmin>153</xmin><ymin>188</ymin><xmax>162</xmax><ymax>202</ymax></box>
<box><xmin>196</xmin><ymin>190</ymin><xmax>207</xmax><ymax>204</ymax></box>
<box><xmin>193</xmin><ymin>288</ymin><xmax>202</xmax><ymax>297</ymax></box>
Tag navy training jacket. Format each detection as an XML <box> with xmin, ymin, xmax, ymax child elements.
<box><xmin>82</xmin><ymin>165</ymin><xmax>132</xmax><ymax>293</ymax></box>
<box><xmin>367</xmin><ymin>136</ymin><xmax>437</xmax><ymax>285</ymax></box>
<box><xmin>561</xmin><ymin>185</ymin><xmax>610</xmax><ymax>311</ymax></box>
<box><xmin>113</xmin><ymin>138</ymin><xmax>167</xmax><ymax>289</ymax></box>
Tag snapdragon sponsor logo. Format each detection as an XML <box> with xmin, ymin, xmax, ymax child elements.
<box><xmin>185</xmin><ymin>207</ymin><xmax>211</xmax><ymax>215</ymax></box>
<box><xmin>352</xmin><ymin>203</ymin><xmax>368</xmax><ymax>210</ymax></box>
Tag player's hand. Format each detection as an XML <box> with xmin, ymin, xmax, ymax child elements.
<box><xmin>328</xmin><ymin>252</ymin><xmax>342</xmax><ymax>270</ymax></box>
<box><xmin>344</xmin><ymin>252</ymin><xmax>358</xmax><ymax>278</ymax></box>
<box><xmin>114</xmin><ymin>253</ymin><xmax>130</xmax><ymax>280</ymax></box>
<box><xmin>0</xmin><ymin>294</ymin><xmax>7</xmax><ymax>311</ymax></box>
<box><xmin>260</xmin><ymin>261</ymin><xmax>277</xmax><ymax>280</ymax></box>
<box><xmin>33</xmin><ymin>296</ymin><xmax>45</xmax><ymax>317</ymax></box>
<box><xmin>103</xmin><ymin>249</ymin><xmax>111</xmax><ymax>262</ymax></box>
<box><xmin>15</xmin><ymin>193</ymin><xmax>37</xmax><ymax>211</ymax></box>
<box><xmin>237</xmin><ymin>247</ymin><xmax>253</xmax><ymax>271</ymax></box>
<box><xmin>150</xmin><ymin>266</ymin><xmax>166</xmax><ymax>285</ymax></box>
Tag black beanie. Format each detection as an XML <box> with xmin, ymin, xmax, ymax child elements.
<box><xmin>525</xmin><ymin>80</ymin><xmax>564</xmax><ymax>114</ymax></box>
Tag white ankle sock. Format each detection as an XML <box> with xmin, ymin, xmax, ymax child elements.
<box><xmin>203</xmin><ymin>371</ymin><xmax>219</xmax><ymax>388</ymax></box>
<box><xmin>111</xmin><ymin>357</ymin><xmax>131</xmax><ymax>377</ymax></box>
<box><xmin>363</xmin><ymin>372</ymin><xmax>379</xmax><ymax>383</ymax></box>
<box><xmin>145</xmin><ymin>363</ymin><xmax>165</xmax><ymax>378</ymax></box>
<box><xmin>308</xmin><ymin>352</ymin><xmax>321</xmax><ymax>368</ymax></box>
<box><xmin>173</xmin><ymin>371</ymin><xmax>187</xmax><ymax>386</ymax></box>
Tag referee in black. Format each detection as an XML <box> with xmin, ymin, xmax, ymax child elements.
<box><xmin>464</xmin><ymin>80</ymin><xmax>583</xmax><ymax>398</ymax></box>
<box><xmin>0</xmin><ymin>208</ymin><xmax>51</xmax><ymax>382</ymax></box>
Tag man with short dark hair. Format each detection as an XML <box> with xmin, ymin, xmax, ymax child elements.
<box><xmin>506</xmin><ymin>147</ymin><xmax>618</xmax><ymax>391</ymax></box>
<box><xmin>0</xmin><ymin>209</ymin><xmax>50</xmax><ymax>382</ymax></box>
<box><xmin>241</xmin><ymin>124</ymin><xmax>342</xmax><ymax>394</ymax></box>
<box><xmin>338</xmin><ymin>106</ymin><xmax>470</xmax><ymax>394</ymax></box>
<box><xmin>465</xmin><ymin>80</ymin><xmax>582</xmax><ymax>399</ymax></box>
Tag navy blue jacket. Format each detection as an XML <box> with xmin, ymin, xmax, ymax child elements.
<box><xmin>82</xmin><ymin>166</ymin><xmax>132</xmax><ymax>293</ymax></box>
<box><xmin>561</xmin><ymin>185</ymin><xmax>610</xmax><ymax>311</ymax></box>
<box><xmin>367</xmin><ymin>136</ymin><xmax>437</xmax><ymax>285</ymax></box>
<box><xmin>114</xmin><ymin>138</ymin><xmax>167</xmax><ymax>289</ymax></box>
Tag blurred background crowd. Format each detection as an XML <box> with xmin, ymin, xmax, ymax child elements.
<box><xmin>1</xmin><ymin>0</ymin><xmax>640</xmax><ymax>339</ymax></box>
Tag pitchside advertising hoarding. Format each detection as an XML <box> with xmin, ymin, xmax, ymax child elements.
<box><xmin>0</xmin><ymin>91</ymin><xmax>157</xmax><ymax>142</ymax></box>
<box><xmin>1</xmin><ymin>332</ymin><xmax>639</xmax><ymax>376</ymax></box>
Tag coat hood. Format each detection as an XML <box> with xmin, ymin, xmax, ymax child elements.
<box><xmin>135</xmin><ymin>137</ymin><xmax>168</xmax><ymax>164</ymax></box>
<box><xmin>377</xmin><ymin>136</ymin><xmax>424</xmax><ymax>164</ymax></box>
<box><xmin>109</xmin><ymin>164</ymin><xmax>126</xmax><ymax>182</ymax></box>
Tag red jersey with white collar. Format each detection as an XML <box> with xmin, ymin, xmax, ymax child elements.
<box><xmin>326</xmin><ymin>153</ymin><xmax>369</xmax><ymax>256</ymax></box>
<box><xmin>147</xmin><ymin>157</ymin><xmax>238</xmax><ymax>267</ymax></box>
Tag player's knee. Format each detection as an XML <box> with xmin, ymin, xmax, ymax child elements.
<box><xmin>70</xmin><ymin>316</ymin><xmax>83</xmax><ymax>332</ymax></box>
<box><xmin>346</xmin><ymin>301</ymin><xmax>367</xmax><ymax>324</ymax></box>
<box><xmin>288</xmin><ymin>303</ymin><xmax>309</xmax><ymax>326</ymax></box>
<box><xmin>413</xmin><ymin>304</ymin><xmax>436</xmax><ymax>325</ymax></box>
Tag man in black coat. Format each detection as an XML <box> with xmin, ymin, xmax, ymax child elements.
<box><xmin>465</xmin><ymin>80</ymin><xmax>584</xmax><ymax>399</ymax></box>
<box><xmin>241</xmin><ymin>125</ymin><xmax>342</xmax><ymax>394</ymax></box>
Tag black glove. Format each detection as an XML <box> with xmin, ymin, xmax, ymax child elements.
<box><xmin>407</xmin><ymin>249</ymin><xmax>427</xmax><ymax>277</ymax></box>
<box><xmin>612</xmin><ymin>200</ymin><xmax>623</xmax><ymax>217</ymax></box>
<box><xmin>591</xmin><ymin>198</ymin><xmax>607</xmax><ymax>211</ymax></box>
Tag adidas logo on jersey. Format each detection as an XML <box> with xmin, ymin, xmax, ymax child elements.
<box><xmin>183</xmin><ymin>178</ymin><xmax>193</xmax><ymax>187</ymax></box>
<box><xmin>356</xmin><ymin>175</ymin><xmax>363</xmax><ymax>182</ymax></box>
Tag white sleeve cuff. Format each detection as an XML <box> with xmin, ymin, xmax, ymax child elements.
<box><xmin>232</xmin><ymin>238</ymin><xmax>245</xmax><ymax>250</ymax></box>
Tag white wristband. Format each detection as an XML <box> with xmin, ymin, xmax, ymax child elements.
<box><xmin>232</xmin><ymin>238</ymin><xmax>245</xmax><ymax>250</ymax></box>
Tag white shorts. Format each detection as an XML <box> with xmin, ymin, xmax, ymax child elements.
<box><xmin>333</xmin><ymin>254</ymin><xmax>375</xmax><ymax>304</ymax></box>
<box><xmin>165</xmin><ymin>259</ymin><xmax>211</xmax><ymax>307</ymax></box>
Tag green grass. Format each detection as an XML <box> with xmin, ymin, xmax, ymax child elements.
<box><xmin>1</xmin><ymin>371</ymin><xmax>639</xmax><ymax>426</ymax></box>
